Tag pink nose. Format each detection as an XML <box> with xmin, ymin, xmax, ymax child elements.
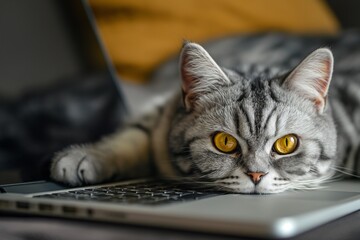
<box><xmin>246</xmin><ymin>172</ymin><xmax>267</xmax><ymax>185</ymax></box>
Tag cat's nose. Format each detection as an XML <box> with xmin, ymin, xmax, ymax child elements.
<box><xmin>246</xmin><ymin>172</ymin><xmax>268</xmax><ymax>185</ymax></box>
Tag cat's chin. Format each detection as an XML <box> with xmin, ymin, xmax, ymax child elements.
<box><xmin>215</xmin><ymin>183</ymin><xmax>289</xmax><ymax>194</ymax></box>
<box><xmin>234</xmin><ymin>187</ymin><xmax>288</xmax><ymax>195</ymax></box>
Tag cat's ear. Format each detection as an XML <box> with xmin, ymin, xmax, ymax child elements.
<box><xmin>283</xmin><ymin>48</ymin><xmax>333</xmax><ymax>113</ymax></box>
<box><xmin>180</xmin><ymin>42</ymin><xmax>231</xmax><ymax>110</ymax></box>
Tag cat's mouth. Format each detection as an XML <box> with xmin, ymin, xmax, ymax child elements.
<box><xmin>235</xmin><ymin>186</ymin><xmax>279</xmax><ymax>195</ymax></box>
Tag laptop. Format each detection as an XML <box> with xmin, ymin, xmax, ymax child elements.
<box><xmin>0</xmin><ymin>0</ymin><xmax>359</xmax><ymax>238</ymax></box>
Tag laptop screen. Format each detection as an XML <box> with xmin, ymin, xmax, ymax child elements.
<box><xmin>0</xmin><ymin>0</ymin><xmax>127</xmax><ymax>184</ymax></box>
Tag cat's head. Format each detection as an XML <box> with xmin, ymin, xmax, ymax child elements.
<box><xmin>168</xmin><ymin>42</ymin><xmax>337</xmax><ymax>193</ymax></box>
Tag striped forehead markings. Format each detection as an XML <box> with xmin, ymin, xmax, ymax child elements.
<box><xmin>262</xmin><ymin>106</ymin><xmax>278</xmax><ymax>136</ymax></box>
<box><xmin>234</xmin><ymin>79</ymin><xmax>281</xmax><ymax>143</ymax></box>
<box><xmin>239</xmin><ymin>104</ymin><xmax>254</xmax><ymax>136</ymax></box>
<box><xmin>251</xmin><ymin>78</ymin><xmax>268</xmax><ymax>136</ymax></box>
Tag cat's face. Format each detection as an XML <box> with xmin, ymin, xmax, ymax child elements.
<box><xmin>169</xmin><ymin>43</ymin><xmax>337</xmax><ymax>193</ymax></box>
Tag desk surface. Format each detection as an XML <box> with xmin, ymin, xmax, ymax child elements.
<box><xmin>0</xmin><ymin>211</ymin><xmax>359</xmax><ymax>240</ymax></box>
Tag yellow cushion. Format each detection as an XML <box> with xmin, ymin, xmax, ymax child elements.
<box><xmin>89</xmin><ymin>0</ymin><xmax>339</xmax><ymax>83</ymax></box>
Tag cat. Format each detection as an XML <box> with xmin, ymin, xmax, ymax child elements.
<box><xmin>50</xmin><ymin>41</ymin><xmax>360</xmax><ymax>194</ymax></box>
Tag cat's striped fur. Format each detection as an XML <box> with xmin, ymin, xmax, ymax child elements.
<box><xmin>51</xmin><ymin>34</ymin><xmax>360</xmax><ymax>193</ymax></box>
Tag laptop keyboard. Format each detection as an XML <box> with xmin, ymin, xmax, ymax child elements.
<box><xmin>33</xmin><ymin>180</ymin><xmax>226</xmax><ymax>205</ymax></box>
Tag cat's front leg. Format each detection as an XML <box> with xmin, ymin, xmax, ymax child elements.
<box><xmin>50</xmin><ymin>126</ymin><xmax>153</xmax><ymax>186</ymax></box>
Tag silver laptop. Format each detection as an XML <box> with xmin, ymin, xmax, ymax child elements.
<box><xmin>0</xmin><ymin>0</ymin><xmax>359</xmax><ymax>238</ymax></box>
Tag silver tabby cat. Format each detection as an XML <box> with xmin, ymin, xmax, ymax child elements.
<box><xmin>51</xmin><ymin>42</ymin><xmax>360</xmax><ymax>194</ymax></box>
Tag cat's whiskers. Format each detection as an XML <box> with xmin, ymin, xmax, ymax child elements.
<box><xmin>331</xmin><ymin>165</ymin><xmax>355</xmax><ymax>170</ymax></box>
<box><xmin>287</xmin><ymin>173</ymin><xmax>336</xmax><ymax>190</ymax></box>
<box><xmin>329</xmin><ymin>166</ymin><xmax>360</xmax><ymax>178</ymax></box>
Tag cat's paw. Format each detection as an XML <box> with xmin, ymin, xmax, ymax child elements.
<box><xmin>50</xmin><ymin>146</ymin><xmax>114</xmax><ymax>186</ymax></box>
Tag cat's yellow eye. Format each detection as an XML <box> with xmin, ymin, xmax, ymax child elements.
<box><xmin>213</xmin><ymin>132</ymin><xmax>238</xmax><ymax>153</ymax></box>
<box><xmin>273</xmin><ymin>134</ymin><xmax>298</xmax><ymax>155</ymax></box>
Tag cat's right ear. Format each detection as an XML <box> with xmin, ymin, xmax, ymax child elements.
<box><xmin>282</xmin><ymin>48</ymin><xmax>333</xmax><ymax>114</ymax></box>
<box><xmin>180</xmin><ymin>42</ymin><xmax>231</xmax><ymax>111</ymax></box>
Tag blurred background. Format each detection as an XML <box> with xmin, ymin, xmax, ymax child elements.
<box><xmin>88</xmin><ymin>0</ymin><xmax>340</xmax><ymax>84</ymax></box>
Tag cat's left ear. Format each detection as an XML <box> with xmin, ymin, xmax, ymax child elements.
<box><xmin>180</xmin><ymin>42</ymin><xmax>231</xmax><ymax>111</ymax></box>
<box><xmin>283</xmin><ymin>48</ymin><xmax>333</xmax><ymax>113</ymax></box>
